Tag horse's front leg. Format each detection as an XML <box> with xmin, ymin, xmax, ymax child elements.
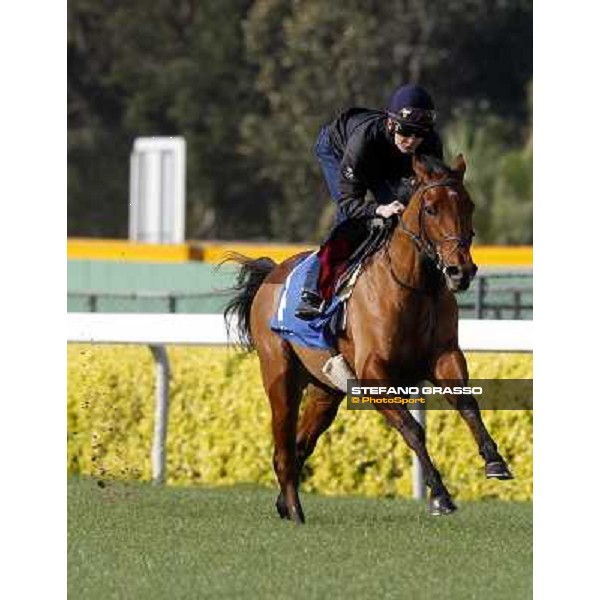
<box><xmin>431</xmin><ymin>348</ymin><xmax>513</xmax><ymax>480</ymax></box>
<box><xmin>359</xmin><ymin>355</ymin><xmax>456</xmax><ymax>515</ymax></box>
<box><xmin>377</xmin><ymin>405</ymin><xmax>457</xmax><ymax>515</ymax></box>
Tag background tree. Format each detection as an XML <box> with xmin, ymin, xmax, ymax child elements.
<box><xmin>68</xmin><ymin>0</ymin><xmax>269</xmax><ymax>238</ymax></box>
<box><xmin>68</xmin><ymin>0</ymin><xmax>533</xmax><ymax>243</ymax></box>
<box><xmin>242</xmin><ymin>0</ymin><xmax>532</xmax><ymax>241</ymax></box>
<box><xmin>444</xmin><ymin>82</ymin><xmax>532</xmax><ymax>243</ymax></box>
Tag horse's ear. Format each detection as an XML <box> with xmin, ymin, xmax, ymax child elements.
<box><xmin>412</xmin><ymin>155</ymin><xmax>430</xmax><ymax>181</ymax></box>
<box><xmin>452</xmin><ymin>154</ymin><xmax>466</xmax><ymax>179</ymax></box>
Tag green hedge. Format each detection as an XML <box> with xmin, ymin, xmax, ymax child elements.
<box><xmin>67</xmin><ymin>346</ymin><xmax>532</xmax><ymax>500</ymax></box>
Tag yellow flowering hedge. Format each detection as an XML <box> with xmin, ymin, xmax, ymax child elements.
<box><xmin>67</xmin><ymin>346</ymin><xmax>532</xmax><ymax>500</ymax></box>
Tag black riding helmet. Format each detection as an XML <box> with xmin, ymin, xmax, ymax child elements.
<box><xmin>387</xmin><ymin>84</ymin><xmax>437</xmax><ymax>136</ymax></box>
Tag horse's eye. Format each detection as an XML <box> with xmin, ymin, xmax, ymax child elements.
<box><xmin>424</xmin><ymin>205</ymin><xmax>437</xmax><ymax>216</ymax></box>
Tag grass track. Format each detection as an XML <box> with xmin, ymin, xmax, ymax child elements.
<box><xmin>68</xmin><ymin>477</ymin><xmax>532</xmax><ymax>599</ymax></box>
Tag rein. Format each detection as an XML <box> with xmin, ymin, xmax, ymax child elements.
<box><xmin>384</xmin><ymin>179</ymin><xmax>471</xmax><ymax>293</ymax></box>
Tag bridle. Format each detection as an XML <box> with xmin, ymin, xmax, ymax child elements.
<box><xmin>384</xmin><ymin>179</ymin><xmax>474</xmax><ymax>293</ymax></box>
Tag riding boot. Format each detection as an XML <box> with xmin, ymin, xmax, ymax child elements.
<box><xmin>295</xmin><ymin>259</ymin><xmax>325</xmax><ymax>320</ymax></box>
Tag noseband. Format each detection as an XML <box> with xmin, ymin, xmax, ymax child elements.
<box><xmin>384</xmin><ymin>179</ymin><xmax>473</xmax><ymax>292</ymax></box>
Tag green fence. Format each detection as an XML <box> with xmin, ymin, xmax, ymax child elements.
<box><xmin>68</xmin><ymin>260</ymin><xmax>532</xmax><ymax>319</ymax></box>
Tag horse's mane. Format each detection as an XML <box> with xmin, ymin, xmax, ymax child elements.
<box><xmin>417</xmin><ymin>154</ymin><xmax>454</xmax><ymax>178</ymax></box>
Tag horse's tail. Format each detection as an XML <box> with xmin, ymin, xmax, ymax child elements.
<box><xmin>221</xmin><ymin>252</ymin><xmax>277</xmax><ymax>350</ymax></box>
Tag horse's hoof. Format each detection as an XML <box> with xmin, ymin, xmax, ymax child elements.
<box><xmin>289</xmin><ymin>504</ymin><xmax>306</xmax><ymax>525</ymax></box>
<box><xmin>275</xmin><ymin>493</ymin><xmax>289</xmax><ymax>519</ymax></box>
<box><xmin>486</xmin><ymin>461</ymin><xmax>514</xmax><ymax>480</ymax></box>
<box><xmin>429</xmin><ymin>494</ymin><xmax>457</xmax><ymax>516</ymax></box>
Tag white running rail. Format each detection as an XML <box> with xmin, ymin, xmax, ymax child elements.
<box><xmin>67</xmin><ymin>313</ymin><xmax>533</xmax><ymax>491</ymax></box>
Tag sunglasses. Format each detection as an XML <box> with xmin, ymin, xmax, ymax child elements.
<box><xmin>393</xmin><ymin>123</ymin><xmax>427</xmax><ymax>138</ymax></box>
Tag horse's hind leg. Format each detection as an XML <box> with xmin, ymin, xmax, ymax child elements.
<box><xmin>432</xmin><ymin>349</ymin><xmax>513</xmax><ymax>480</ymax></box>
<box><xmin>274</xmin><ymin>382</ymin><xmax>343</xmax><ymax>511</ymax></box>
<box><xmin>296</xmin><ymin>382</ymin><xmax>344</xmax><ymax>471</ymax></box>
<box><xmin>257</xmin><ymin>338</ymin><xmax>306</xmax><ymax>524</ymax></box>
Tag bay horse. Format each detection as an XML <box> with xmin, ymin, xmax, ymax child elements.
<box><xmin>224</xmin><ymin>154</ymin><xmax>513</xmax><ymax>524</ymax></box>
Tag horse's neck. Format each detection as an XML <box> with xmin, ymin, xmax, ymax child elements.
<box><xmin>385</xmin><ymin>210</ymin><xmax>427</xmax><ymax>290</ymax></box>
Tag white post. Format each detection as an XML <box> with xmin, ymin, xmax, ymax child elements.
<box><xmin>410</xmin><ymin>390</ymin><xmax>427</xmax><ymax>500</ymax></box>
<box><xmin>149</xmin><ymin>345</ymin><xmax>170</xmax><ymax>484</ymax></box>
<box><xmin>129</xmin><ymin>137</ymin><xmax>186</xmax><ymax>243</ymax></box>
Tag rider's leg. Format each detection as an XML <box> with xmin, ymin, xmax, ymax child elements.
<box><xmin>314</xmin><ymin>126</ymin><xmax>343</xmax><ymax>206</ymax></box>
<box><xmin>295</xmin><ymin>257</ymin><xmax>324</xmax><ymax>320</ymax></box>
<box><xmin>296</xmin><ymin>127</ymin><xmax>344</xmax><ymax>320</ymax></box>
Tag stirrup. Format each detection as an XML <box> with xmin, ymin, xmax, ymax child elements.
<box><xmin>295</xmin><ymin>295</ymin><xmax>325</xmax><ymax>320</ymax></box>
<box><xmin>300</xmin><ymin>289</ymin><xmax>322</xmax><ymax>303</ymax></box>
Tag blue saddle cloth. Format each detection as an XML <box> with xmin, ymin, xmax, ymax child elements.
<box><xmin>269</xmin><ymin>253</ymin><xmax>345</xmax><ymax>350</ymax></box>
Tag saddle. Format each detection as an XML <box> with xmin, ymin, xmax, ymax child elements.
<box><xmin>269</xmin><ymin>217</ymin><xmax>394</xmax><ymax>350</ymax></box>
<box><xmin>318</xmin><ymin>216</ymin><xmax>394</xmax><ymax>301</ymax></box>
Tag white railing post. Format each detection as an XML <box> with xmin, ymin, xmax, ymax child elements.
<box><xmin>410</xmin><ymin>390</ymin><xmax>427</xmax><ymax>500</ymax></box>
<box><xmin>149</xmin><ymin>345</ymin><xmax>170</xmax><ymax>485</ymax></box>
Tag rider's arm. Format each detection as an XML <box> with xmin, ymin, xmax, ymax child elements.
<box><xmin>337</xmin><ymin>136</ymin><xmax>379</xmax><ymax>220</ymax></box>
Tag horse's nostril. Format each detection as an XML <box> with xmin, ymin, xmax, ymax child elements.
<box><xmin>446</xmin><ymin>266</ymin><xmax>461</xmax><ymax>277</ymax></box>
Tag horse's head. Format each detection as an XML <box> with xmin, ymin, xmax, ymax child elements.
<box><xmin>402</xmin><ymin>154</ymin><xmax>478</xmax><ymax>292</ymax></box>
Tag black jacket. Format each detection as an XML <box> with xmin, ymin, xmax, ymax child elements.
<box><xmin>327</xmin><ymin>108</ymin><xmax>444</xmax><ymax>220</ymax></box>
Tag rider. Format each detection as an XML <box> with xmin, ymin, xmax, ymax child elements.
<box><xmin>295</xmin><ymin>83</ymin><xmax>444</xmax><ymax>320</ymax></box>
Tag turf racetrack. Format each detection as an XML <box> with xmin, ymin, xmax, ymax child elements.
<box><xmin>68</xmin><ymin>477</ymin><xmax>532</xmax><ymax>599</ymax></box>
